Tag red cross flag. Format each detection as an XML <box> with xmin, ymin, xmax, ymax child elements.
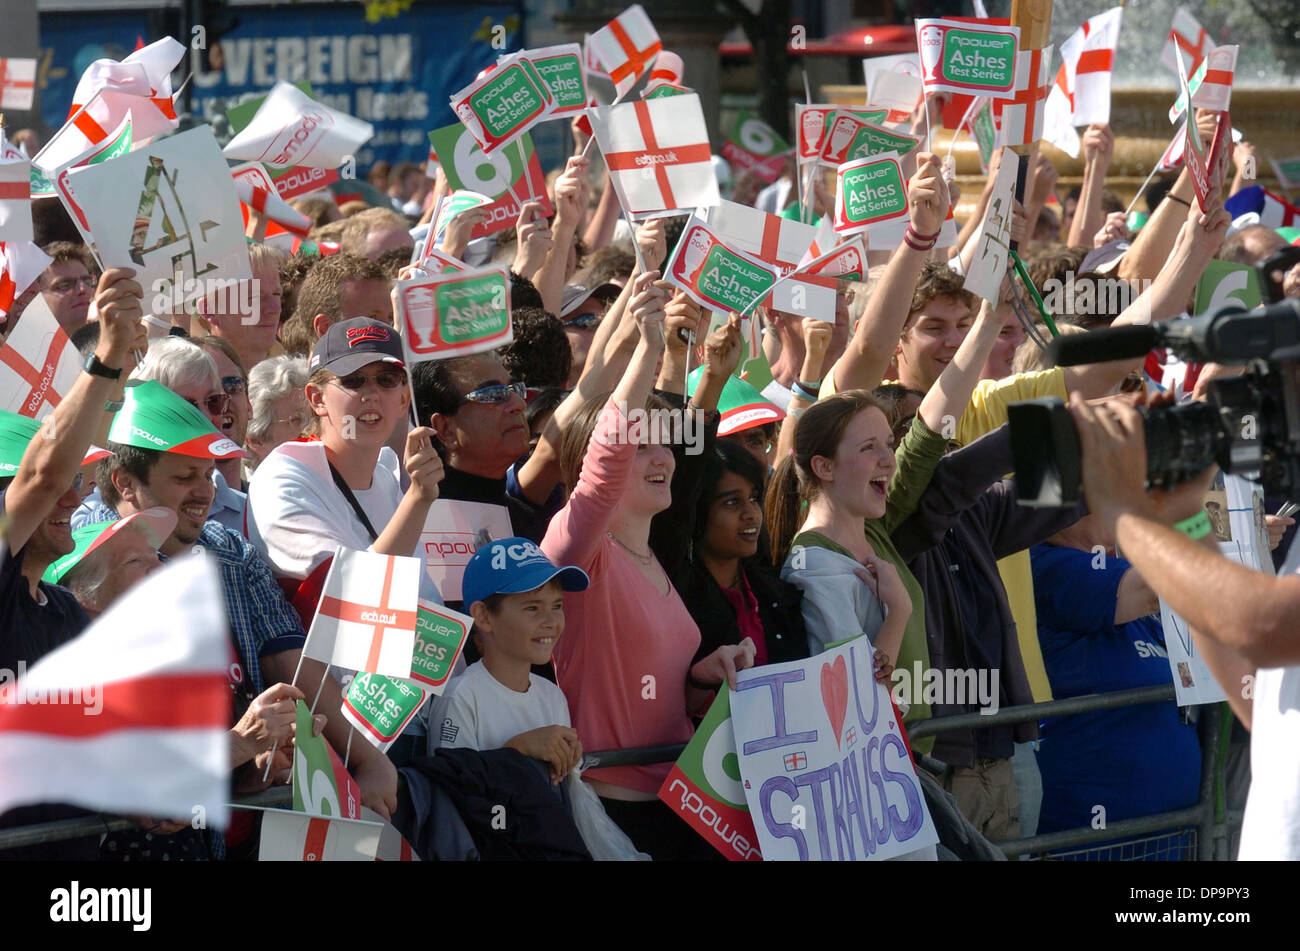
<box><xmin>1161</xmin><ymin>6</ymin><xmax>1213</xmax><ymax>75</ymax></box>
<box><xmin>0</xmin><ymin>240</ymin><xmax>51</xmax><ymax>326</ymax></box>
<box><xmin>1043</xmin><ymin>75</ymin><xmax>1080</xmax><ymax>158</ymax></box>
<box><xmin>0</xmin><ymin>147</ymin><xmax>31</xmax><ymax>244</ymax></box>
<box><xmin>0</xmin><ymin>555</ymin><xmax>231</xmax><ymax>830</ymax></box>
<box><xmin>1054</xmin><ymin>6</ymin><xmax>1123</xmax><ymax>127</ymax></box>
<box><xmin>67</xmin><ymin>37</ymin><xmax>183</xmax><ymax>144</ymax></box>
<box><xmin>304</xmin><ymin>547</ymin><xmax>422</xmax><ymax>678</ymax></box>
<box><xmin>796</xmin><ymin>219</ymin><xmax>868</xmax><ymax>282</ymax></box>
<box><xmin>998</xmin><ymin>46</ymin><xmax>1054</xmax><ymax>149</ymax></box>
<box><xmin>0</xmin><ymin>291</ymin><xmax>79</xmax><ymax>418</ymax></box>
<box><xmin>0</xmin><ymin>58</ymin><xmax>36</xmax><ymax>111</ymax></box>
<box><xmin>642</xmin><ymin>49</ymin><xmax>684</xmax><ymax>97</ymax></box>
<box><xmin>587</xmin><ymin>4</ymin><xmax>662</xmax><ymax>100</ymax></box>
<box><xmin>1158</xmin><ymin>121</ymin><xmax>1188</xmax><ymax>173</ymax></box>
<box><xmin>1169</xmin><ymin>45</ymin><xmax>1238</xmax><ymax>123</ymax></box>
<box><xmin>223</xmin><ymin>82</ymin><xmax>375</xmax><ymax>170</ymax></box>
<box><xmin>590</xmin><ymin>93</ymin><xmax>720</xmax><ymax>218</ymax></box>
<box><xmin>704</xmin><ymin>200</ymin><xmax>816</xmax><ymax>275</ymax></box>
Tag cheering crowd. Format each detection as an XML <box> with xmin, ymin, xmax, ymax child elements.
<box><xmin>3</xmin><ymin>30</ymin><xmax>1300</xmax><ymax>862</ymax></box>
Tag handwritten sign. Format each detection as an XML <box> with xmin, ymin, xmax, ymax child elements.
<box><xmin>963</xmin><ymin>146</ymin><xmax>1019</xmax><ymax>304</ymax></box>
<box><xmin>730</xmin><ymin>636</ymin><xmax>939</xmax><ymax>861</ymax></box>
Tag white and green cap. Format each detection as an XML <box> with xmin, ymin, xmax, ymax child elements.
<box><xmin>0</xmin><ymin>410</ymin><xmax>113</xmax><ymax>476</ymax></box>
<box><xmin>108</xmin><ymin>380</ymin><xmax>248</xmax><ymax>459</ymax></box>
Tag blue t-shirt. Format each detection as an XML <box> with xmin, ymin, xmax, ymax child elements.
<box><xmin>1030</xmin><ymin>545</ymin><xmax>1201</xmax><ymax>840</ymax></box>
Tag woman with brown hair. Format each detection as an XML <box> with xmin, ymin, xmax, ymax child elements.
<box><xmin>541</xmin><ymin>271</ymin><xmax>756</xmax><ymax>860</ymax></box>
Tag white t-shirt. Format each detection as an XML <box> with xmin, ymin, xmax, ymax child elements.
<box><xmin>246</xmin><ymin>440</ymin><xmax>404</xmax><ymax>580</ymax></box>
<box><xmin>1237</xmin><ymin>542</ymin><xmax>1300</xmax><ymax>859</ymax></box>
<box><xmin>427</xmin><ymin>660</ymin><xmax>570</xmax><ymax>755</ymax></box>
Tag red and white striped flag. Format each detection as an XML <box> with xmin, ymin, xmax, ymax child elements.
<box><xmin>66</xmin><ymin>37</ymin><xmax>183</xmax><ymax>144</ymax></box>
<box><xmin>303</xmin><ymin>547</ymin><xmax>421</xmax><ymax>678</ymax></box>
<box><xmin>1161</xmin><ymin>6</ymin><xmax>1213</xmax><ymax>75</ymax></box>
<box><xmin>0</xmin><ymin>240</ymin><xmax>53</xmax><ymax>327</ymax></box>
<box><xmin>998</xmin><ymin>47</ymin><xmax>1054</xmax><ymax>149</ymax></box>
<box><xmin>0</xmin><ymin>555</ymin><xmax>231</xmax><ymax>828</ymax></box>
<box><xmin>258</xmin><ymin>810</ymin><xmax>383</xmax><ymax>861</ymax></box>
<box><xmin>1055</xmin><ymin>6</ymin><xmax>1123</xmax><ymax>126</ymax></box>
<box><xmin>705</xmin><ymin>200</ymin><xmax>816</xmax><ymax>275</ymax></box>
<box><xmin>223</xmin><ymin>82</ymin><xmax>374</xmax><ymax>170</ymax></box>
<box><xmin>1169</xmin><ymin>45</ymin><xmax>1237</xmax><ymax>122</ymax></box>
<box><xmin>234</xmin><ymin>180</ymin><xmax>312</xmax><ymax>238</ymax></box>
<box><xmin>0</xmin><ymin>146</ymin><xmax>31</xmax><ymax>244</ymax></box>
<box><xmin>0</xmin><ymin>291</ymin><xmax>79</xmax><ymax>418</ymax></box>
<box><xmin>587</xmin><ymin>4</ymin><xmax>662</xmax><ymax>99</ymax></box>
<box><xmin>589</xmin><ymin>93</ymin><xmax>720</xmax><ymax>217</ymax></box>
<box><xmin>0</xmin><ymin>58</ymin><xmax>36</xmax><ymax>111</ymax></box>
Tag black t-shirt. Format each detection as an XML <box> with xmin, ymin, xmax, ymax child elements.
<box><xmin>0</xmin><ymin>540</ymin><xmax>89</xmax><ymax>677</ymax></box>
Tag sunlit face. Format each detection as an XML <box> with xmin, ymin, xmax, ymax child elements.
<box><xmin>202</xmin><ymin>346</ymin><xmax>250</xmax><ymax>447</ymax></box>
<box><xmin>471</xmin><ymin>579</ymin><xmax>566</xmax><ymax>668</ymax></box>
<box><xmin>434</xmin><ymin>353</ymin><xmax>529</xmax><ymax>475</ymax></box>
<box><xmin>307</xmin><ymin>360</ymin><xmax>410</xmax><ymax>454</ymax></box>
<box><xmin>896</xmin><ymin>295</ymin><xmax>974</xmax><ymax>393</ymax></box>
<box><xmin>702</xmin><ymin>470</ymin><xmax>763</xmax><ymax>562</ymax></box>
<box><xmin>623</xmin><ymin>413</ymin><xmax>676</xmax><ymax>517</ymax></box>
<box><xmin>211</xmin><ymin>262</ymin><xmax>283</xmax><ymax>365</ymax></box>
<box><xmin>815</xmin><ymin>407</ymin><xmax>895</xmax><ymax>520</ymax></box>
<box><xmin>117</xmin><ymin>454</ymin><xmax>218</xmax><ymax>554</ymax></box>
<box><xmin>170</xmin><ymin>373</ymin><xmax>227</xmax><ymax>434</ymax></box>
<box><xmin>337</xmin><ymin>278</ymin><xmax>394</xmax><ymax>325</ymax></box>
<box><xmin>26</xmin><ymin>483</ymin><xmax>81</xmax><ymax>566</ymax></box>
<box><xmin>39</xmin><ymin>260</ymin><xmax>95</xmax><ymax>334</ymax></box>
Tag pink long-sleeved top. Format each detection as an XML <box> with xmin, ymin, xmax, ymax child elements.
<box><xmin>543</xmin><ymin>400</ymin><xmax>701</xmax><ymax>794</ymax></box>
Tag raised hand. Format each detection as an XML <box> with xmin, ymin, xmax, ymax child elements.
<box><xmin>907</xmin><ymin>152</ymin><xmax>950</xmax><ymax>238</ymax></box>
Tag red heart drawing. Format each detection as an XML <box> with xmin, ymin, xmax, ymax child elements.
<box><xmin>821</xmin><ymin>655</ymin><xmax>849</xmax><ymax>749</ymax></box>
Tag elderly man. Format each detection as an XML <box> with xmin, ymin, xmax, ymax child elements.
<box><xmin>42</xmin><ymin>507</ymin><xmax>175</xmax><ymax>619</ymax></box>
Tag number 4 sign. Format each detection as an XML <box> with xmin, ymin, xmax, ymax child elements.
<box><xmin>63</xmin><ymin>126</ymin><xmax>252</xmax><ymax>306</ymax></box>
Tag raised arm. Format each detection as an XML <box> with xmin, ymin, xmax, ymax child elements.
<box><xmin>1063</xmin><ymin>197</ymin><xmax>1230</xmax><ymax>398</ymax></box>
<box><xmin>828</xmin><ymin>154</ymin><xmax>951</xmax><ymax>394</ymax></box>
<box><xmin>915</xmin><ymin>297</ymin><xmax>1000</xmax><ymax>434</ymax></box>
<box><xmin>533</xmin><ymin>156</ymin><xmax>589</xmax><ymax>315</ymax></box>
<box><xmin>5</xmin><ymin>269</ymin><xmax>144</xmax><ymax>554</ymax></box>
<box><xmin>1067</xmin><ymin>125</ymin><xmax>1115</xmax><ymax>248</ymax></box>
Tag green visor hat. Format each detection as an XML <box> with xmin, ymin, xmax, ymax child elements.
<box><xmin>107</xmin><ymin>380</ymin><xmax>248</xmax><ymax>459</ymax></box>
<box><xmin>688</xmin><ymin>366</ymin><xmax>786</xmax><ymax>437</ymax></box>
<box><xmin>42</xmin><ymin>506</ymin><xmax>177</xmax><ymax>586</ymax></box>
<box><xmin>0</xmin><ymin>409</ymin><xmax>112</xmax><ymax>476</ymax></box>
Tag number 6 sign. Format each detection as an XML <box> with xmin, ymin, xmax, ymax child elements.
<box><xmin>291</xmin><ymin>699</ymin><xmax>362</xmax><ymax>818</ymax></box>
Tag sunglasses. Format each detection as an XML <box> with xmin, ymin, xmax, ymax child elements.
<box><xmin>562</xmin><ymin>313</ymin><xmax>601</xmax><ymax>330</ymax></box>
<box><xmin>221</xmin><ymin>375</ymin><xmax>247</xmax><ymax>396</ymax></box>
<box><xmin>331</xmin><ymin>369</ymin><xmax>407</xmax><ymax>392</ymax></box>
<box><xmin>458</xmin><ymin>381</ymin><xmax>526</xmax><ymax>406</ymax></box>
<box><xmin>187</xmin><ymin>393</ymin><xmax>231</xmax><ymax>417</ymax></box>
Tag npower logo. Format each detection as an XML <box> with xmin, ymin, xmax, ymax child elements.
<box><xmin>267</xmin><ymin>110</ymin><xmax>335</xmax><ymax>167</ymax></box>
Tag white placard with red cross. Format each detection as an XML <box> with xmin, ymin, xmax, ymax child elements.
<box><xmin>586</xmin><ymin>3</ymin><xmax>663</xmax><ymax>99</ymax></box>
<box><xmin>0</xmin><ymin>292</ymin><xmax>80</xmax><ymax>418</ymax></box>
<box><xmin>303</xmin><ymin>547</ymin><xmax>421</xmax><ymax>678</ymax></box>
<box><xmin>590</xmin><ymin>93</ymin><xmax>719</xmax><ymax>218</ymax></box>
<box><xmin>997</xmin><ymin>47</ymin><xmax>1054</xmax><ymax>149</ymax></box>
<box><xmin>0</xmin><ymin>58</ymin><xmax>36</xmax><ymax>110</ymax></box>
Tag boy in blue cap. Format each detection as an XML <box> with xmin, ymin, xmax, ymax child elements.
<box><xmin>429</xmin><ymin>537</ymin><xmax>589</xmax><ymax>785</ymax></box>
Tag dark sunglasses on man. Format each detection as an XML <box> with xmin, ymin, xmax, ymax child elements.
<box><xmin>457</xmin><ymin>381</ymin><xmax>527</xmax><ymax>407</ymax></box>
<box><xmin>186</xmin><ymin>393</ymin><xmax>231</xmax><ymax>417</ymax></box>
<box><xmin>331</xmin><ymin>369</ymin><xmax>408</xmax><ymax>392</ymax></box>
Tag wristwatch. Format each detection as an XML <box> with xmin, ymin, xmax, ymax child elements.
<box><xmin>83</xmin><ymin>353</ymin><xmax>122</xmax><ymax>380</ymax></box>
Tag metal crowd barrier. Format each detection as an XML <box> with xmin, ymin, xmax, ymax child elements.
<box><xmin>0</xmin><ymin>687</ymin><xmax>1242</xmax><ymax>859</ymax></box>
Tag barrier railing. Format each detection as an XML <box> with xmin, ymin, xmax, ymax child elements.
<box><xmin>0</xmin><ymin>687</ymin><xmax>1240</xmax><ymax>859</ymax></box>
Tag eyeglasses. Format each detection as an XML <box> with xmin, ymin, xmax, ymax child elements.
<box><xmin>47</xmin><ymin>276</ymin><xmax>96</xmax><ymax>294</ymax></box>
<box><xmin>187</xmin><ymin>393</ymin><xmax>231</xmax><ymax>417</ymax></box>
<box><xmin>221</xmin><ymin>375</ymin><xmax>247</xmax><ymax>397</ymax></box>
<box><xmin>458</xmin><ymin>381</ymin><xmax>527</xmax><ymax>406</ymax></box>
<box><xmin>331</xmin><ymin>369</ymin><xmax>407</xmax><ymax>392</ymax></box>
<box><xmin>562</xmin><ymin>313</ymin><xmax>601</xmax><ymax>330</ymax></box>
<box><xmin>276</xmin><ymin>412</ymin><xmax>311</xmax><ymax>430</ymax></box>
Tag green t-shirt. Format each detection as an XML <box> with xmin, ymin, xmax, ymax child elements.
<box><xmin>790</xmin><ymin>415</ymin><xmax>947</xmax><ymax>753</ymax></box>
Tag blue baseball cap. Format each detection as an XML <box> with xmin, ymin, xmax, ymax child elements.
<box><xmin>461</xmin><ymin>537</ymin><xmax>589</xmax><ymax>608</ymax></box>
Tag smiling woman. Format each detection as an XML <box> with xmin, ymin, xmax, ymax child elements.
<box><xmin>246</xmin><ymin>317</ymin><xmax>445</xmax><ymax>622</ymax></box>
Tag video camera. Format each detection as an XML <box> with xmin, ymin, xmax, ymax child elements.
<box><xmin>1008</xmin><ymin>295</ymin><xmax>1300</xmax><ymax>506</ymax></box>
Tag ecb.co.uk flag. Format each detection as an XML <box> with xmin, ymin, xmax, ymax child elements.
<box><xmin>1161</xmin><ymin>6</ymin><xmax>1214</xmax><ymax>74</ymax></box>
<box><xmin>0</xmin><ymin>292</ymin><xmax>80</xmax><ymax>417</ymax></box>
<box><xmin>1169</xmin><ymin>45</ymin><xmax>1238</xmax><ymax>123</ymax></box>
<box><xmin>303</xmin><ymin>548</ymin><xmax>421</xmax><ymax>678</ymax></box>
<box><xmin>0</xmin><ymin>58</ymin><xmax>36</xmax><ymax>110</ymax></box>
<box><xmin>590</xmin><ymin>94</ymin><xmax>720</xmax><ymax>217</ymax></box>
<box><xmin>998</xmin><ymin>47</ymin><xmax>1055</xmax><ymax>149</ymax></box>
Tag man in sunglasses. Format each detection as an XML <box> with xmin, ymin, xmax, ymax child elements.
<box><xmin>197</xmin><ymin>336</ymin><xmax>253</xmax><ymax>492</ymax></box>
<box><xmin>558</xmin><ymin>283</ymin><xmax>621</xmax><ymax>386</ymax></box>
<box><xmin>413</xmin><ymin>351</ymin><xmax>562</xmax><ymax>557</ymax></box>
